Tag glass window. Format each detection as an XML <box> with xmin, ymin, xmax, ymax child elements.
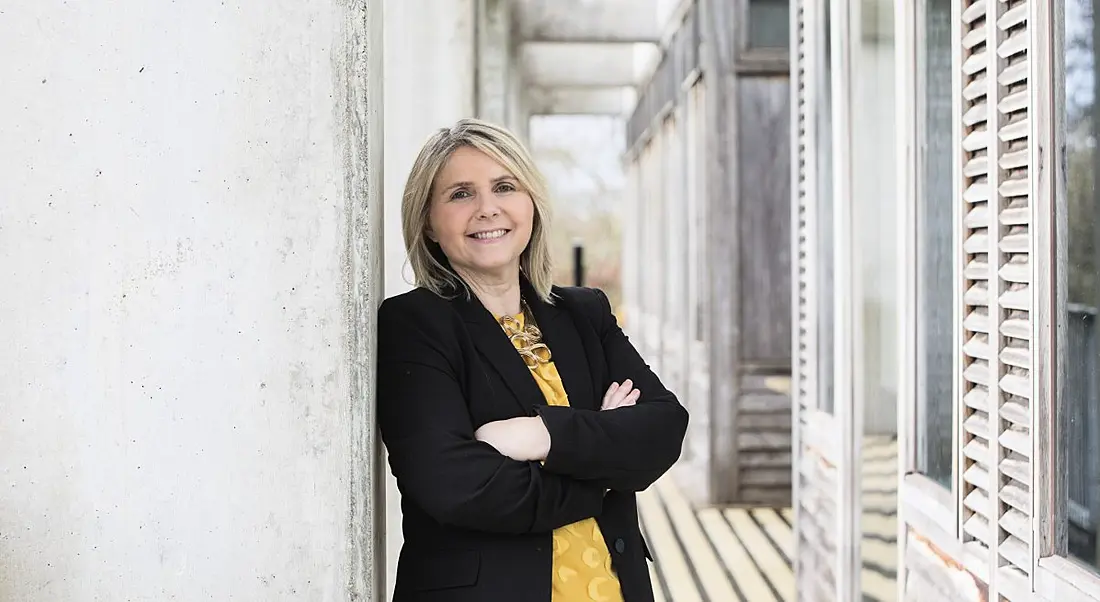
<box><xmin>915</xmin><ymin>0</ymin><xmax>954</xmax><ymax>489</ymax></box>
<box><xmin>816</xmin><ymin>0</ymin><xmax>835</xmax><ymax>414</ymax></box>
<box><xmin>851</xmin><ymin>0</ymin><xmax>900</xmax><ymax>597</ymax></box>
<box><xmin>1061</xmin><ymin>0</ymin><xmax>1100</xmax><ymax>573</ymax></box>
<box><xmin>747</xmin><ymin>0</ymin><xmax>790</xmax><ymax>50</ymax></box>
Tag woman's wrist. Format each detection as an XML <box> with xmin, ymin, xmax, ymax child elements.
<box><xmin>528</xmin><ymin>416</ymin><xmax>551</xmax><ymax>461</ymax></box>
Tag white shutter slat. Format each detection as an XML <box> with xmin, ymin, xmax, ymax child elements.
<box><xmin>964</xmin><ymin>462</ymin><xmax>991</xmax><ymax>491</ymax></box>
<box><xmin>964</xmin><ymin>412</ymin><xmax>992</xmax><ymax>439</ymax></box>
<box><xmin>963</xmin><ymin>332</ymin><xmax>991</xmax><ymax>359</ymax></box>
<box><xmin>1000</xmin><ymin>481</ymin><xmax>1031</xmax><ymax>514</ymax></box>
<box><xmin>999</xmin><ymin>285</ymin><xmax>1030</xmax><ymax>310</ymax></box>
<box><xmin>965</xmin><ymin>283</ymin><xmax>990</xmax><ymax>307</ymax></box>
<box><xmin>965</xmin><ymin>231</ymin><xmax>990</xmax><ymax>253</ymax></box>
<box><xmin>1000</xmin><ymin>399</ymin><xmax>1030</xmax><ymax>426</ymax></box>
<box><xmin>988</xmin><ymin>0</ymin><xmax>1033</xmax><ymax>582</ymax></box>
<box><xmin>964</xmin><ymin>258</ymin><xmax>990</xmax><ymax>281</ymax></box>
<box><xmin>965</xmin><ymin>203</ymin><xmax>990</xmax><ymax>227</ymax></box>
<box><xmin>965</xmin><ymin>488</ymin><xmax>992</xmax><ymax>518</ymax></box>
<box><xmin>964</xmin><ymin>308</ymin><xmax>991</xmax><ymax>334</ymax></box>
<box><xmin>1000</xmin><ymin>317</ymin><xmax>1031</xmax><ymax>340</ymax></box>
<box><xmin>963</xmin><ymin>387</ymin><xmax>990</xmax><ymax>412</ymax></box>
<box><xmin>1000</xmin><ymin>535</ymin><xmax>1031</xmax><ymax>571</ymax></box>
<box><xmin>963</xmin><ymin>0</ymin><xmax>988</xmax><ymax>21</ymax></box>
<box><xmin>963</xmin><ymin>361</ymin><xmax>992</xmax><ymax>387</ymax></box>
<box><xmin>999</xmin><ymin>345</ymin><xmax>1029</xmax><ymax>369</ymax></box>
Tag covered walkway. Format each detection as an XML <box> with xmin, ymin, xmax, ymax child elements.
<box><xmin>10</xmin><ymin>0</ymin><xmax>1100</xmax><ymax>600</ymax></box>
<box><xmin>639</xmin><ymin>436</ymin><xmax>898</xmax><ymax>602</ymax></box>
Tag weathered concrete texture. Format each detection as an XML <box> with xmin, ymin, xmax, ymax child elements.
<box><xmin>0</xmin><ymin>1</ymin><xmax>384</xmax><ymax>600</ymax></box>
<box><xmin>477</xmin><ymin>0</ymin><xmax>513</xmax><ymax>127</ymax></box>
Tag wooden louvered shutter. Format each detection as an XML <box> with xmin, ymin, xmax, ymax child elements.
<box><xmin>958</xmin><ymin>0</ymin><xmax>1033</xmax><ymax>595</ymax></box>
<box><xmin>791</xmin><ymin>0</ymin><xmax>837</xmax><ymax>599</ymax></box>
<box><xmin>792</xmin><ymin>0</ymin><xmax>809</xmax><ymax>590</ymax></box>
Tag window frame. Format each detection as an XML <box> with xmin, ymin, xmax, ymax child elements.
<box><xmin>1040</xmin><ymin>0</ymin><xmax>1100</xmax><ymax>598</ymax></box>
<box><xmin>897</xmin><ymin>0</ymin><xmax>959</xmax><ymax>544</ymax></box>
<box><xmin>736</xmin><ymin>0</ymin><xmax>792</xmax><ymax>73</ymax></box>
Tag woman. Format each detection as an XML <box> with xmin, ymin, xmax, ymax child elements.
<box><xmin>376</xmin><ymin>118</ymin><xmax>688</xmax><ymax>602</ymax></box>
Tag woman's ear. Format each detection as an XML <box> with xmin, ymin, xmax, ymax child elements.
<box><xmin>425</xmin><ymin>226</ymin><xmax>438</xmax><ymax>243</ymax></box>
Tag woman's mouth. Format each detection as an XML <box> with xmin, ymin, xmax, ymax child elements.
<box><xmin>468</xmin><ymin>229</ymin><xmax>510</xmax><ymax>241</ymax></box>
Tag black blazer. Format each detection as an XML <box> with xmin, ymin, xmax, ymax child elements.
<box><xmin>376</xmin><ymin>280</ymin><xmax>689</xmax><ymax>602</ymax></box>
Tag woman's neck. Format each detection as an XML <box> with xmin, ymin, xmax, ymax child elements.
<box><xmin>455</xmin><ymin>266</ymin><xmax>522</xmax><ymax>318</ymax></box>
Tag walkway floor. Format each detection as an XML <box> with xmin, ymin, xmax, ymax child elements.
<box><xmin>639</xmin><ymin>435</ymin><xmax>899</xmax><ymax>601</ymax></box>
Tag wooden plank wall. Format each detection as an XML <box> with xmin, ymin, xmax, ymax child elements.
<box><xmin>739</xmin><ymin>375</ymin><xmax>794</xmax><ymax>505</ymax></box>
<box><xmin>735</xmin><ymin>75</ymin><xmax>793</xmax><ymax>506</ymax></box>
<box><xmin>624</xmin><ymin>0</ymin><xmax>792</xmax><ymax>507</ymax></box>
<box><xmin>737</xmin><ymin>77</ymin><xmax>793</xmax><ymax>369</ymax></box>
<box><xmin>702</xmin><ymin>0</ymin><xmax>794</xmax><ymax>506</ymax></box>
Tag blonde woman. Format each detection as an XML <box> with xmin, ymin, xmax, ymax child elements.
<box><xmin>376</xmin><ymin>118</ymin><xmax>688</xmax><ymax>602</ymax></box>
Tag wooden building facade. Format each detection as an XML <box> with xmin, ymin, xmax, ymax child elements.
<box><xmin>626</xmin><ymin>0</ymin><xmax>1100</xmax><ymax>599</ymax></box>
<box><xmin>621</xmin><ymin>0</ymin><xmax>795</xmax><ymax>508</ymax></box>
<box><xmin>788</xmin><ymin>0</ymin><xmax>1100</xmax><ymax>600</ymax></box>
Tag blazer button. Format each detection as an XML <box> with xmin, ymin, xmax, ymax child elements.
<box><xmin>614</xmin><ymin>538</ymin><xmax>625</xmax><ymax>554</ymax></box>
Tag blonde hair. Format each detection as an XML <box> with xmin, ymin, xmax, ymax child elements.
<box><xmin>401</xmin><ymin>118</ymin><xmax>555</xmax><ymax>302</ymax></box>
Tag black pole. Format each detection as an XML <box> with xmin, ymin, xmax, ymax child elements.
<box><xmin>572</xmin><ymin>242</ymin><xmax>584</xmax><ymax>287</ymax></box>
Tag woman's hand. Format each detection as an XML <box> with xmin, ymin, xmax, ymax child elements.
<box><xmin>601</xmin><ymin>379</ymin><xmax>640</xmax><ymax>411</ymax></box>
<box><xmin>474</xmin><ymin>416</ymin><xmax>552</xmax><ymax>462</ymax></box>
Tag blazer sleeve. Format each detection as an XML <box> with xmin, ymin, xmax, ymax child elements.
<box><xmin>537</xmin><ymin>287</ymin><xmax>689</xmax><ymax>492</ymax></box>
<box><xmin>375</xmin><ymin>295</ymin><xmax>605</xmax><ymax>535</ymax></box>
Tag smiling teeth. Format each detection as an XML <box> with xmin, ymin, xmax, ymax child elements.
<box><xmin>472</xmin><ymin>229</ymin><xmax>507</xmax><ymax>239</ymax></box>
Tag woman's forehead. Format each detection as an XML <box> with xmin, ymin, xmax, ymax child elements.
<box><xmin>437</xmin><ymin>149</ymin><xmax>515</xmax><ymax>185</ymax></box>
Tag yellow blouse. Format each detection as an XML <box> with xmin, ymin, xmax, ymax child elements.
<box><xmin>503</xmin><ymin>312</ymin><xmax>624</xmax><ymax>602</ymax></box>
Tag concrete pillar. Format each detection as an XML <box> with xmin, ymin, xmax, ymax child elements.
<box><xmin>0</xmin><ymin>1</ymin><xmax>385</xmax><ymax>600</ymax></box>
<box><xmin>381</xmin><ymin>1</ymin><xmax>477</xmax><ymax>598</ymax></box>
<box><xmin>477</xmin><ymin>0</ymin><xmax>511</xmax><ymax>126</ymax></box>
<box><xmin>476</xmin><ymin>0</ymin><xmax>530</xmax><ymax>140</ymax></box>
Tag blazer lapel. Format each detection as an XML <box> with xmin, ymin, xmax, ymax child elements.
<box><xmin>453</xmin><ymin>290</ymin><xmax>546</xmax><ymax>415</ymax></box>
<box><xmin>525</xmin><ymin>285</ymin><xmax>598</xmax><ymax>412</ymax></box>
<box><xmin>449</xmin><ymin>278</ymin><xmax>599</xmax><ymax>415</ymax></box>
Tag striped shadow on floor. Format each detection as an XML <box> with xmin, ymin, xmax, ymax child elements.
<box><xmin>636</xmin><ymin>477</ymin><xmax>795</xmax><ymax>602</ymax></box>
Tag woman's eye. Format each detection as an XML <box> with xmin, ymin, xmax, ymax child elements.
<box><xmin>450</xmin><ymin>189</ymin><xmax>471</xmax><ymax>200</ymax></box>
<box><xmin>495</xmin><ymin>182</ymin><xmax>516</xmax><ymax>193</ymax></box>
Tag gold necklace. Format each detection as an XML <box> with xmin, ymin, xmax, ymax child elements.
<box><xmin>499</xmin><ymin>298</ymin><xmax>552</xmax><ymax>368</ymax></box>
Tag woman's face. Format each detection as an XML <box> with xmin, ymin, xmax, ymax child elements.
<box><xmin>428</xmin><ymin>146</ymin><xmax>535</xmax><ymax>283</ymax></box>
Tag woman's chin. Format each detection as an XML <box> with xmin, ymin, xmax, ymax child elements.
<box><xmin>460</xmin><ymin>256</ymin><xmax>523</xmax><ymax>279</ymax></box>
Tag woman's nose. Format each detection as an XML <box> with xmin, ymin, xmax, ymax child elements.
<box><xmin>475</xmin><ymin>191</ymin><xmax>501</xmax><ymax>218</ymax></box>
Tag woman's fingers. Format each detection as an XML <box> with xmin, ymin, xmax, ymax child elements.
<box><xmin>601</xmin><ymin>379</ymin><xmax>638</xmax><ymax>410</ymax></box>
<box><xmin>603</xmin><ymin>381</ymin><xmax>626</xmax><ymax>409</ymax></box>
<box><xmin>601</xmin><ymin>382</ymin><xmax>620</xmax><ymax>408</ymax></box>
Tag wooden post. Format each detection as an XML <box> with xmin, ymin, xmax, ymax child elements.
<box><xmin>699</xmin><ymin>0</ymin><xmax>743</xmax><ymax>504</ymax></box>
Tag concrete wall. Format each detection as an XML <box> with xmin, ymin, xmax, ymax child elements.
<box><xmin>0</xmin><ymin>1</ymin><xmax>385</xmax><ymax>600</ymax></box>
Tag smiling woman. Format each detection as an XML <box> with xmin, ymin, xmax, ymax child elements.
<box><xmin>426</xmin><ymin>147</ymin><xmax>537</xmax><ymax>294</ymax></box>
<box><xmin>377</xmin><ymin>118</ymin><xmax>688</xmax><ymax>602</ymax></box>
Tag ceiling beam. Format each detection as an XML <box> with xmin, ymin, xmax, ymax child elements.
<box><xmin>514</xmin><ymin>0</ymin><xmax>663</xmax><ymax>43</ymax></box>
<box><xmin>521</xmin><ymin>43</ymin><xmax>642</xmax><ymax>88</ymax></box>
<box><xmin>527</xmin><ymin>86</ymin><xmax>637</xmax><ymax>115</ymax></box>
